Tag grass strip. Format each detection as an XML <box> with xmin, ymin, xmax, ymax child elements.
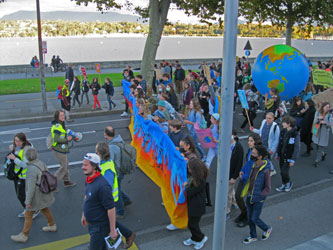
<box><xmin>0</xmin><ymin>73</ymin><xmax>124</xmax><ymax>95</ymax></box>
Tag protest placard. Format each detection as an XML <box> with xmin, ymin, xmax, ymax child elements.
<box><xmin>237</xmin><ymin>90</ymin><xmax>249</xmax><ymax>109</ymax></box>
<box><xmin>312</xmin><ymin>69</ymin><xmax>333</xmax><ymax>88</ymax></box>
<box><xmin>194</xmin><ymin>123</ymin><xmax>216</xmax><ymax>148</ymax></box>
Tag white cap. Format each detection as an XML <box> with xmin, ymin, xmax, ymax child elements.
<box><xmin>83</xmin><ymin>153</ymin><xmax>101</xmax><ymax>170</ymax></box>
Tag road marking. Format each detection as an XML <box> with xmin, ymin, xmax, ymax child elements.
<box><xmin>0</xmin><ymin>118</ymin><xmax>130</xmax><ymax>134</ymax></box>
<box><xmin>19</xmin><ymin>233</ymin><xmax>138</xmax><ymax>250</ymax></box>
<box><xmin>2</xmin><ymin>130</ymin><xmax>96</xmax><ymax>143</ymax></box>
<box><xmin>1</xmin><ymin>160</ymin><xmax>83</xmax><ymax>177</ymax></box>
<box><xmin>6</xmin><ymin>97</ymin><xmax>57</xmax><ymax>103</ymax></box>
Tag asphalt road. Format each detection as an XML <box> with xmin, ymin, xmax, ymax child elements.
<box><xmin>0</xmin><ymin>111</ymin><xmax>333</xmax><ymax>249</ymax></box>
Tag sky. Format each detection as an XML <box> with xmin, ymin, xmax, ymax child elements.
<box><xmin>0</xmin><ymin>0</ymin><xmax>202</xmax><ymax>23</ymax></box>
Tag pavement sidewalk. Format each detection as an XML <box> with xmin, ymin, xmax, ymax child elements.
<box><xmin>0</xmin><ymin>86</ymin><xmax>127</xmax><ymax>125</ymax></box>
<box><xmin>69</xmin><ymin>180</ymin><xmax>333</xmax><ymax>250</ymax></box>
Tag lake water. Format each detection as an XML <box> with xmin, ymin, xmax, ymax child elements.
<box><xmin>0</xmin><ymin>35</ymin><xmax>333</xmax><ymax>66</ymax></box>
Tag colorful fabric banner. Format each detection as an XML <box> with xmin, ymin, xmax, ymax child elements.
<box><xmin>122</xmin><ymin>80</ymin><xmax>188</xmax><ymax>228</ymax></box>
<box><xmin>237</xmin><ymin>90</ymin><xmax>249</xmax><ymax>109</ymax></box>
<box><xmin>312</xmin><ymin>69</ymin><xmax>333</xmax><ymax>87</ymax></box>
<box><xmin>194</xmin><ymin>123</ymin><xmax>216</xmax><ymax>148</ymax></box>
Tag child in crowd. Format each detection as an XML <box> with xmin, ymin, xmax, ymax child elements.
<box><xmin>153</xmin><ymin>110</ymin><xmax>169</xmax><ymax>133</ymax></box>
<box><xmin>275</xmin><ymin>116</ymin><xmax>300</xmax><ymax>192</ymax></box>
<box><xmin>205</xmin><ymin>113</ymin><xmax>219</xmax><ymax>168</ymax></box>
<box><xmin>264</xmin><ymin>87</ymin><xmax>280</xmax><ymax>117</ymax></box>
<box><xmin>168</xmin><ymin>119</ymin><xmax>186</xmax><ymax>149</ymax></box>
<box><xmin>157</xmin><ymin>100</ymin><xmax>171</xmax><ymax>121</ymax></box>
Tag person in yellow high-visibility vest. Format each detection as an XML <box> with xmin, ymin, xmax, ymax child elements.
<box><xmin>7</xmin><ymin>133</ymin><xmax>39</xmax><ymax>219</ymax></box>
<box><xmin>60</xmin><ymin>79</ymin><xmax>73</xmax><ymax>122</ymax></box>
<box><xmin>51</xmin><ymin>110</ymin><xmax>76</xmax><ymax>188</ymax></box>
<box><xmin>95</xmin><ymin>142</ymin><xmax>119</xmax><ymax>205</ymax></box>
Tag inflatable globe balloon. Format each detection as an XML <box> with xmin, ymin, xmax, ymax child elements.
<box><xmin>252</xmin><ymin>44</ymin><xmax>309</xmax><ymax>100</ymax></box>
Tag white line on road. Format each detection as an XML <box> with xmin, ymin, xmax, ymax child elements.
<box><xmin>2</xmin><ymin>130</ymin><xmax>97</xmax><ymax>143</ymax></box>
<box><xmin>0</xmin><ymin>118</ymin><xmax>130</xmax><ymax>134</ymax></box>
<box><xmin>0</xmin><ymin>160</ymin><xmax>83</xmax><ymax>177</ymax></box>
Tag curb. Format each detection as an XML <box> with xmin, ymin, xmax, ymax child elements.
<box><xmin>0</xmin><ymin>109</ymin><xmax>124</xmax><ymax>126</ymax></box>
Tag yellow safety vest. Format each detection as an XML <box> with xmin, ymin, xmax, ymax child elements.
<box><xmin>62</xmin><ymin>85</ymin><xmax>70</xmax><ymax>97</ymax></box>
<box><xmin>100</xmin><ymin>160</ymin><xmax>119</xmax><ymax>202</ymax></box>
<box><xmin>51</xmin><ymin>123</ymin><xmax>67</xmax><ymax>147</ymax></box>
<box><xmin>14</xmin><ymin>149</ymin><xmax>27</xmax><ymax>179</ymax></box>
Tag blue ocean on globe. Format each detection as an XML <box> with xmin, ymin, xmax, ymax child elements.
<box><xmin>252</xmin><ymin>44</ymin><xmax>309</xmax><ymax>100</ymax></box>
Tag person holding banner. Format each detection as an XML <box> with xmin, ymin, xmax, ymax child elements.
<box><xmin>183</xmin><ymin>158</ymin><xmax>209</xmax><ymax>249</ymax></box>
<box><xmin>240</xmin><ymin>84</ymin><xmax>258</xmax><ymax>131</ymax></box>
<box><xmin>90</xmin><ymin>77</ymin><xmax>101</xmax><ymax>111</ymax></box>
<box><xmin>312</xmin><ymin>102</ymin><xmax>333</xmax><ymax>167</ymax></box>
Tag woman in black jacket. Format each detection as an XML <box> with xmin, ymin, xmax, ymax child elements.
<box><xmin>183</xmin><ymin>158</ymin><xmax>209</xmax><ymax>249</ymax></box>
<box><xmin>90</xmin><ymin>77</ymin><xmax>101</xmax><ymax>110</ymax></box>
<box><xmin>166</xmin><ymin>84</ymin><xmax>179</xmax><ymax>111</ymax></box>
<box><xmin>300</xmin><ymin>99</ymin><xmax>316</xmax><ymax>156</ymax></box>
<box><xmin>71</xmin><ymin>76</ymin><xmax>81</xmax><ymax>107</ymax></box>
<box><xmin>290</xmin><ymin>97</ymin><xmax>304</xmax><ymax>130</ymax></box>
<box><xmin>103</xmin><ymin>78</ymin><xmax>116</xmax><ymax>110</ymax></box>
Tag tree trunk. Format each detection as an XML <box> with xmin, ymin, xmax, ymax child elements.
<box><xmin>141</xmin><ymin>0</ymin><xmax>170</xmax><ymax>94</ymax></box>
<box><xmin>285</xmin><ymin>18</ymin><xmax>293</xmax><ymax>46</ymax></box>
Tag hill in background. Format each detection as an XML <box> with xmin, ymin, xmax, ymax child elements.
<box><xmin>0</xmin><ymin>10</ymin><xmax>145</xmax><ymax>23</ymax></box>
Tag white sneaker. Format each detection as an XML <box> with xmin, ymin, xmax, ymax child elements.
<box><xmin>183</xmin><ymin>238</ymin><xmax>195</xmax><ymax>246</ymax></box>
<box><xmin>270</xmin><ymin>170</ymin><xmax>277</xmax><ymax>176</ymax></box>
<box><xmin>18</xmin><ymin>209</ymin><xmax>26</xmax><ymax>218</ymax></box>
<box><xmin>194</xmin><ymin>236</ymin><xmax>208</xmax><ymax>250</ymax></box>
<box><xmin>33</xmin><ymin>210</ymin><xmax>40</xmax><ymax>219</ymax></box>
<box><xmin>120</xmin><ymin>112</ymin><xmax>128</xmax><ymax>117</ymax></box>
<box><xmin>166</xmin><ymin>224</ymin><xmax>178</xmax><ymax>231</ymax></box>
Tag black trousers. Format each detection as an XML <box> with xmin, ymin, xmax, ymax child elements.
<box><xmin>235</xmin><ymin>181</ymin><xmax>247</xmax><ymax>218</ymax></box>
<box><xmin>14</xmin><ymin>178</ymin><xmax>26</xmax><ymax>208</ymax></box>
<box><xmin>72</xmin><ymin>93</ymin><xmax>81</xmax><ymax>106</ymax></box>
<box><xmin>188</xmin><ymin>216</ymin><xmax>204</xmax><ymax>242</ymax></box>
<box><xmin>240</xmin><ymin>110</ymin><xmax>256</xmax><ymax>128</ymax></box>
<box><xmin>279</xmin><ymin>159</ymin><xmax>291</xmax><ymax>184</ymax></box>
<box><xmin>81</xmin><ymin>91</ymin><xmax>89</xmax><ymax>104</ymax></box>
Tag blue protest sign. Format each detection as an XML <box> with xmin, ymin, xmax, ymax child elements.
<box><xmin>237</xmin><ymin>90</ymin><xmax>249</xmax><ymax>109</ymax></box>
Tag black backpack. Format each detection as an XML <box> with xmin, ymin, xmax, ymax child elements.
<box><xmin>4</xmin><ymin>153</ymin><xmax>21</xmax><ymax>181</ymax></box>
<box><xmin>112</xmin><ymin>141</ymin><xmax>137</xmax><ymax>175</ymax></box>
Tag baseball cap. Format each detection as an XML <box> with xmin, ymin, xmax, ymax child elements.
<box><xmin>153</xmin><ymin>110</ymin><xmax>166</xmax><ymax>119</ymax></box>
<box><xmin>83</xmin><ymin>153</ymin><xmax>101</xmax><ymax>170</ymax></box>
<box><xmin>212</xmin><ymin>113</ymin><xmax>220</xmax><ymax>121</ymax></box>
<box><xmin>157</xmin><ymin>100</ymin><xmax>165</xmax><ymax>107</ymax></box>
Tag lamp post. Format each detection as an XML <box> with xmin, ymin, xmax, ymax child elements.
<box><xmin>36</xmin><ymin>0</ymin><xmax>47</xmax><ymax>112</ymax></box>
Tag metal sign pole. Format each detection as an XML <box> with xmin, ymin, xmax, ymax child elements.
<box><xmin>212</xmin><ymin>0</ymin><xmax>239</xmax><ymax>249</ymax></box>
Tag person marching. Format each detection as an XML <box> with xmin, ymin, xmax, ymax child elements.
<box><xmin>51</xmin><ymin>110</ymin><xmax>76</xmax><ymax>188</ymax></box>
<box><xmin>90</xmin><ymin>77</ymin><xmax>102</xmax><ymax>110</ymax></box>
<box><xmin>11</xmin><ymin>148</ymin><xmax>56</xmax><ymax>243</ymax></box>
<box><xmin>183</xmin><ymin>158</ymin><xmax>209</xmax><ymax>250</ymax></box>
<box><xmin>7</xmin><ymin>133</ymin><xmax>39</xmax><ymax>219</ymax></box>
<box><xmin>241</xmin><ymin>145</ymin><xmax>272</xmax><ymax>244</ymax></box>
<box><xmin>312</xmin><ymin>102</ymin><xmax>333</xmax><ymax>167</ymax></box>
<box><xmin>275</xmin><ymin>116</ymin><xmax>300</xmax><ymax>192</ymax></box>
<box><xmin>81</xmin><ymin>153</ymin><xmax>135</xmax><ymax>249</ymax></box>
<box><xmin>60</xmin><ymin>79</ymin><xmax>73</xmax><ymax>122</ymax></box>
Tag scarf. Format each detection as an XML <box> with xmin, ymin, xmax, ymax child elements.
<box><xmin>86</xmin><ymin>172</ymin><xmax>101</xmax><ymax>184</ymax></box>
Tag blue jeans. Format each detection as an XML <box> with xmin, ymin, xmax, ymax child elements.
<box><xmin>107</xmin><ymin>95</ymin><xmax>116</xmax><ymax>109</ymax></box>
<box><xmin>190</xmin><ymin>132</ymin><xmax>206</xmax><ymax>159</ymax></box>
<box><xmin>205</xmin><ymin>147</ymin><xmax>218</xmax><ymax>168</ymax></box>
<box><xmin>246</xmin><ymin>196</ymin><xmax>269</xmax><ymax>238</ymax></box>
<box><xmin>115</xmin><ymin>173</ymin><xmax>131</xmax><ymax>216</ymax></box>
<box><xmin>88</xmin><ymin>222</ymin><xmax>109</xmax><ymax>250</ymax></box>
<box><xmin>88</xmin><ymin>221</ymin><xmax>132</xmax><ymax>250</ymax></box>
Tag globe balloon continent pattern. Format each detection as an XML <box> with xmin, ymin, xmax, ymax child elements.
<box><xmin>252</xmin><ymin>44</ymin><xmax>309</xmax><ymax>100</ymax></box>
